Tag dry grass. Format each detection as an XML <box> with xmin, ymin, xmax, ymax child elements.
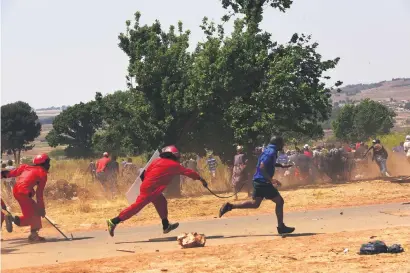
<box><xmin>4</xmin><ymin>226</ymin><xmax>410</xmax><ymax>273</ymax></box>
<box><xmin>2</xmin><ymin>153</ymin><xmax>410</xmax><ymax>239</ymax></box>
<box><xmin>2</xmin><ymin>179</ymin><xmax>409</xmax><ymax>239</ymax></box>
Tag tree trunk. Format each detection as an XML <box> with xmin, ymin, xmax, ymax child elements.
<box><xmin>163</xmin><ymin>175</ymin><xmax>182</xmax><ymax>198</ymax></box>
<box><xmin>12</xmin><ymin>150</ymin><xmax>17</xmax><ymax>165</ymax></box>
<box><xmin>18</xmin><ymin>150</ymin><xmax>21</xmax><ymax>165</ymax></box>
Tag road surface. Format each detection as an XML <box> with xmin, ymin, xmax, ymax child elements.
<box><xmin>2</xmin><ymin>202</ymin><xmax>410</xmax><ymax>270</ymax></box>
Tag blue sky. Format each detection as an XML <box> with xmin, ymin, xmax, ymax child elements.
<box><xmin>1</xmin><ymin>0</ymin><xmax>410</xmax><ymax>108</ymax></box>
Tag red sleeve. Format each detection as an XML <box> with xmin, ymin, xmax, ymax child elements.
<box><xmin>6</xmin><ymin>165</ymin><xmax>27</xmax><ymax>178</ymax></box>
<box><xmin>35</xmin><ymin>172</ymin><xmax>47</xmax><ymax>209</ymax></box>
<box><xmin>175</xmin><ymin>164</ymin><xmax>201</xmax><ymax>180</ymax></box>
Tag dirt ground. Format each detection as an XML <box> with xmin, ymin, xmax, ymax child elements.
<box><xmin>4</xmin><ymin>226</ymin><xmax>409</xmax><ymax>273</ymax></box>
<box><xmin>2</xmin><ymin>179</ymin><xmax>409</xmax><ymax>240</ymax></box>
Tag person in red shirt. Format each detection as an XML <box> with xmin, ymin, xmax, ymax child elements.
<box><xmin>95</xmin><ymin>152</ymin><xmax>111</xmax><ymax>187</ymax></box>
<box><xmin>303</xmin><ymin>144</ymin><xmax>313</xmax><ymax>158</ymax></box>
<box><xmin>1</xmin><ymin>154</ymin><xmax>50</xmax><ymax>242</ymax></box>
<box><xmin>106</xmin><ymin>145</ymin><xmax>207</xmax><ymax>237</ymax></box>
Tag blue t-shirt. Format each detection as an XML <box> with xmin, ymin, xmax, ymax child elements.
<box><xmin>207</xmin><ymin>157</ymin><xmax>217</xmax><ymax>171</ymax></box>
<box><xmin>253</xmin><ymin>144</ymin><xmax>277</xmax><ymax>183</ymax></box>
<box><xmin>277</xmin><ymin>154</ymin><xmax>289</xmax><ymax>164</ymax></box>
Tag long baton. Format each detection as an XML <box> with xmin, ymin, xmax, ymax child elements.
<box><xmin>44</xmin><ymin>216</ymin><xmax>73</xmax><ymax>241</ymax></box>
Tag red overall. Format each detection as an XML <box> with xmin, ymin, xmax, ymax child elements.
<box><xmin>118</xmin><ymin>158</ymin><xmax>200</xmax><ymax>221</ymax></box>
<box><xmin>6</xmin><ymin>165</ymin><xmax>47</xmax><ymax>231</ymax></box>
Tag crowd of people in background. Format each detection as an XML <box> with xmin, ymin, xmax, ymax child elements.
<box><xmin>226</xmin><ymin>135</ymin><xmax>410</xmax><ymax>195</ymax></box>
<box><xmin>1</xmin><ymin>135</ymin><xmax>410</xmax><ymax>242</ymax></box>
<box><xmin>86</xmin><ymin>152</ymin><xmax>139</xmax><ymax>198</ymax></box>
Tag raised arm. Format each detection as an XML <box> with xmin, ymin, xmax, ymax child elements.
<box><xmin>363</xmin><ymin>146</ymin><xmax>374</xmax><ymax>157</ymax></box>
<box><xmin>1</xmin><ymin>165</ymin><xmax>27</xmax><ymax>178</ymax></box>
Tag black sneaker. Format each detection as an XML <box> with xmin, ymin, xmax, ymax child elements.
<box><xmin>219</xmin><ymin>203</ymin><xmax>233</xmax><ymax>218</ymax></box>
<box><xmin>277</xmin><ymin>225</ymin><xmax>295</xmax><ymax>235</ymax></box>
<box><xmin>28</xmin><ymin>232</ymin><xmax>46</xmax><ymax>243</ymax></box>
<box><xmin>5</xmin><ymin>213</ymin><xmax>13</xmax><ymax>233</ymax></box>
<box><xmin>163</xmin><ymin>222</ymin><xmax>179</xmax><ymax>234</ymax></box>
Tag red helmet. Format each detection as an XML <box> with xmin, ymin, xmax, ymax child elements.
<box><xmin>103</xmin><ymin>152</ymin><xmax>109</xmax><ymax>157</ymax></box>
<box><xmin>33</xmin><ymin>153</ymin><xmax>50</xmax><ymax>165</ymax></box>
<box><xmin>161</xmin><ymin>145</ymin><xmax>180</xmax><ymax>159</ymax></box>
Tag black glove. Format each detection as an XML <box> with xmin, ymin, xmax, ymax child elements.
<box><xmin>200</xmin><ymin>177</ymin><xmax>208</xmax><ymax>188</ymax></box>
<box><xmin>38</xmin><ymin>207</ymin><xmax>46</xmax><ymax>217</ymax></box>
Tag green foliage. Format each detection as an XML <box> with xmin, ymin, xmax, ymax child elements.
<box><xmin>1</xmin><ymin>101</ymin><xmax>42</xmax><ymax>163</ymax></box>
<box><xmin>46</xmin><ymin>102</ymin><xmax>102</xmax><ymax>158</ymax></box>
<box><xmin>116</xmin><ymin>4</ymin><xmax>339</xmax><ymax>160</ymax></box>
<box><xmin>46</xmin><ymin>1</ymin><xmax>341</xmax><ymax>161</ymax></box>
<box><xmin>322</xmin><ymin>106</ymin><xmax>341</xmax><ymax>130</ymax></box>
<box><xmin>332</xmin><ymin>99</ymin><xmax>397</xmax><ymax>142</ymax></box>
<box><xmin>92</xmin><ymin>91</ymin><xmax>161</xmax><ymax>156</ymax></box>
<box><xmin>332</xmin><ymin>104</ymin><xmax>357</xmax><ymax>142</ymax></box>
<box><xmin>374</xmin><ymin>132</ymin><xmax>408</xmax><ymax>149</ymax></box>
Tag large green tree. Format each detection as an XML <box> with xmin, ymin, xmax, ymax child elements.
<box><xmin>46</xmin><ymin>102</ymin><xmax>102</xmax><ymax>157</ymax></box>
<box><xmin>354</xmin><ymin>99</ymin><xmax>396</xmax><ymax>140</ymax></box>
<box><xmin>117</xmin><ymin>2</ymin><xmax>341</xmax><ymax>160</ymax></box>
<box><xmin>1</xmin><ymin>101</ymin><xmax>42</xmax><ymax>163</ymax></box>
<box><xmin>332</xmin><ymin>99</ymin><xmax>396</xmax><ymax>142</ymax></box>
<box><xmin>118</xmin><ymin>15</ymin><xmax>194</xmax><ymax>149</ymax></box>
<box><xmin>332</xmin><ymin>104</ymin><xmax>357</xmax><ymax>142</ymax></box>
<box><xmin>92</xmin><ymin>91</ymin><xmax>161</xmax><ymax>156</ymax></box>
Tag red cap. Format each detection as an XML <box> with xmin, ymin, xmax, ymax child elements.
<box><xmin>162</xmin><ymin>145</ymin><xmax>180</xmax><ymax>159</ymax></box>
<box><xmin>33</xmin><ymin>153</ymin><xmax>50</xmax><ymax>165</ymax></box>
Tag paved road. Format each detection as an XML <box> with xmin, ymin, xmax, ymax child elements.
<box><xmin>2</xmin><ymin>202</ymin><xmax>410</xmax><ymax>270</ymax></box>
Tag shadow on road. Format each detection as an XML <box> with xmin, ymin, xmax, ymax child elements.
<box><xmin>1</xmin><ymin>248</ymin><xmax>45</xmax><ymax>255</ymax></box>
<box><xmin>115</xmin><ymin>233</ymin><xmax>319</xmax><ymax>245</ymax></box>
<box><xmin>4</xmin><ymin>236</ymin><xmax>94</xmax><ymax>248</ymax></box>
<box><xmin>1</xmin><ymin>248</ymin><xmax>20</xmax><ymax>254</ymax></box>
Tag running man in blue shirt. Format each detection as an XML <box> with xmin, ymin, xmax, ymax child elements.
<box><xmin>218</xmin><ymin>135</ymin><xmax>295</xmax><ymax>235</ymax></box>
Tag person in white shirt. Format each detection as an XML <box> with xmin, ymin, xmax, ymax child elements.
<box><xmin>404</xmin><ymin>135</ymin><xmax>410</xmax><ymax>163</ymax></box>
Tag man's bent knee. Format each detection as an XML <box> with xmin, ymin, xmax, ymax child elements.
<box><xmin>272</xmin><ymin>195</ymin><xmax>284</xmax><ymax>206</ymax></box>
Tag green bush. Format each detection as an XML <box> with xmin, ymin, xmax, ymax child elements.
<box><xmin>367</xmin><ymin>132</ymin><xmax>409</xmax><ymax>149</ymax></box>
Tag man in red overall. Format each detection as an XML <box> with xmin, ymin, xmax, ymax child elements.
<box><xmin>106</xmin><ymin>145</ymin><xmax>207</xmax><ymax>237</ymax></box>
<box><xmin>1</xmin><ymin>154</ymin><xmax>50</xmax><ymax>242</ymax></box>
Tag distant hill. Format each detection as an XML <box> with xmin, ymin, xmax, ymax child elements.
<box><xmin>36</xmin><ymin>107</ymin><xmax>66</xmax><ymax>125</ymax></box>
<box><xmin>332</xmin><ymin>78</ymin><xmax>410</xmax><ymax>103</ymax></box>
<box><xmin>36</xmin><ymin>105</ymin><xmax>69</xmax><ymax>111</ymax></box>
